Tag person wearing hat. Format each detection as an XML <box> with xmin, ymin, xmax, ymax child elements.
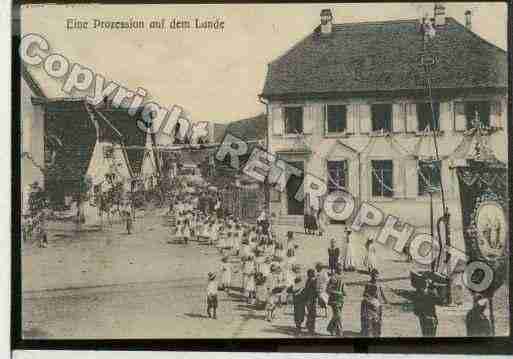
<box><xmin>328</xmin><ymin>239</ymin><xmax>340</xmax><ymax>275</ymax></box>
<box><xmin>304</xmin><ymin>268</ymin><xmax>318</xmax><ymax>336</ymax></box>
<box><xmin>206</xmin><ymin>272</ymin><xmax>218</xmax><ymax>319</ymax></box>
<box><xmin>413</xmin><ymin>279</ymin><xmax>442</xmax><ymax>336</ymax></box>
<box><xmin>466</xmin><ymin>295</ymin><xmax>492</xmax><ymax>336</ymax></box>
<box><xmin>327</xmin><ymin>265</ymin><xmax>346</xmax><ymax>336</ymax></box>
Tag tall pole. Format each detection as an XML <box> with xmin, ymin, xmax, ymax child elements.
<box><xmin>422</xmin><ymin>18</ymin><xmax>451</xmax><ymax>304</ymax></box>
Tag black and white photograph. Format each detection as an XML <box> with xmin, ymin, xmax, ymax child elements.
<box><xmin>15</xmin><ymin>2</ymin><xmax>509</xmax><ymax>341</ymax></box>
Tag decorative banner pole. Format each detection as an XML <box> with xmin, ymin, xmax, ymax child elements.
<box><xmin>420</xmin><ymin>14</ymin><xmax>453</xmax><ymax>305</ymax></box>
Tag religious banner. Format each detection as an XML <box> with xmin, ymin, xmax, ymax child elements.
<box><xmin>456</xmin><ymin>159</ymin><xmax>509</xmax><ymax>297</ymax></box>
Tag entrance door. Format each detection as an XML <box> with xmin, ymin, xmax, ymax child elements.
<box><xmin>286</xmin><ymin>161</ymin><xmax>304</xmax><ymax>215</ymax></box>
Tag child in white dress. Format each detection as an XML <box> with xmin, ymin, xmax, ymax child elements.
<box><xmin>220</xmin><ymin>256</ymin><xmax>232</xmax><ymax>293</ymax></box>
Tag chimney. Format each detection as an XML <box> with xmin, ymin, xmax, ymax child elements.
<box><xmin>320</xmin><ymin>9</ymin><xmax>333</xmax><ymax>35</ymax></box>
<box><xmin>465</xmin><ymin>10</ymin><xmax>472</xmax><ymax>30</ymax></box>
<box><xmin>434</xmin><ymin>2</ymin><xmax>446</xmax><ymax>27</ymax></box>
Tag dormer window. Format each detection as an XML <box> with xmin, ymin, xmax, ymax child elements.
<box><xmin>371</xmin><ymin>104</ymin><xmax>392</xmax><ymax>132</ymax></box>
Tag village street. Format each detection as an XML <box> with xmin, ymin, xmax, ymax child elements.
<box><xmin>22</xmin><ymin>209</ymin><xmax>509</xmax><ymax>339</ymax></box>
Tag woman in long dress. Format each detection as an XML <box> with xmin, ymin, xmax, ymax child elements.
<box><xmin>317</xmin><ymin>206</ymin><xmax>328</xmax><ymax>238</ymax></box>
<box><xmin>364</xmin><ymin>237</ymin><xmax>378</xmax><ymax>273</ymax></box>
<box><xmin>221</xmin><ymin>256</ymin><xmax>232</xmax><ymax>293</ymax></box>
<box><xmin>344</xmin><ymin>228</ymin><xmax>356</xmax><ymax>272</ymax></box>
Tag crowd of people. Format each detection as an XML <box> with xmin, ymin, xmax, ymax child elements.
<box><xmin>165</xmin><ymin>190</ymin><xmax>495</xmax><ymax>338</ymax></box>
<box><xmin>165</xmin><ymin>190</ymin><xmax>391</xmax><ymax>337</ymax></box>
<box><xmin>27</xmin><ymin>177</ymin><xmax>495</xmax><ymax>338</ymax></box>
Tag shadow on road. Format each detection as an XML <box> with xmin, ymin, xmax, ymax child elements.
<box><xmin>183</xmin><ymin>312</ymin><xmax>209</xmax><ymax>319</ymax></box>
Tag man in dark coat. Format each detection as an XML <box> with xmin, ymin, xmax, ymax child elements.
<box><xmin>328</xmin><ymin>239</ymin><xmax>340</xmax><ymax>275</ymax></box>
<box><xmin>291</xmin><ymin>276</ymin><xmax>306</xmax><ymax>335</ymax></box>
<box><xmin>413</xmin><ymin>280</ymin><xmax>442</xmax><ymax>337</ymax></box>
<box><xmin>303</xmin><ymin>268</ymin><xmax>318</xmax><ymax>336</ymax></box>
<box><xmin>466</xmin><ymin>296</ymin><xmax>492</xmax><ymax>337</ymax></box>
<box><xmin>360</xmin><ymin>282</ymin><xmax>382</xmax><ymax>337</ymax></box>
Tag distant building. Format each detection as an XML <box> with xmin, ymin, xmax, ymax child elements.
<box><xmin>261</xmin><ymin>7</ymin><xmax>507</xmax><ymax>236</ymax></box>
<box><xmin>28</xmin><ymin>94</ymin><xmax>147</xmax><ymax>207</ymax></box>
<box><xmin>20</xmin><ymin>66</ymin><xmax>46</xmax><ymax>210</ymax></box>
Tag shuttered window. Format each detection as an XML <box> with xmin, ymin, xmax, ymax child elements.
<box><xmin>371</xmin><ymin>160</ymin><xmax>393</xmax><ymax>197</ymax></box>
<box><xmin>327</xmin><ymin>160</ymin><xmax>347</xmax><ymax>193</ymax></box>
<box><xmin>284</xmin><ymin>107</ymin><xmax>303</xmax><ymax>134</ymax></box>
<box><xmin>465</xmin><ymin>102</ymin><xmax>491</xmax><ymax>129</ymax></box>
<box><xmin>371</xmin><ymin>104</ymin><xmax>393</xmax><ymax>132</ymax></box>
<box><xmin>418</xmin><ymin>160</ymin><xmax>441</xmax><ymax>196</ymax></box>
<box><xmin>326</xmin><ymin>105</ymin><xmax>347</xmax><ymax>133</ymax></box>
<box><xmin>417</xmin><ymin>102</ymin><xmax>440</xmax><ymax>131</ymax></box>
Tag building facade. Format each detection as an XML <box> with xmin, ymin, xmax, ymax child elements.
<box><xmin>21</xmin><ymin>66</ymin><xmax>46</xmax><ymax>211</ymax></box>
<box><xmin>261</xmin><ymin>8</ymin><xmax>507</xmax><ymax>237</ymax></box>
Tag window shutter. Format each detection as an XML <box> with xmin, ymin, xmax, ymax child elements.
<box><xmin>303</xmin><ymin>105</ymin><xmax>313</xmax><ymax>134</ymax></box>
<box><xmin>322</xmin><ymin>105</ymin><xmax>327</xmax><ymax>136</ymax></box>
<box><xmin>405</xmin><ymin>159</ymin><xmax>418</xmax><ymax>198</ymax></box>
<box><xmin>272</xmin><ymin>106</ymin><xmax>283</xmax><ymax>135</ymax></box>
<box><xmin>441</xmin><ymin>160</ymin><xmax>453</xmax><ymax>200</ymax></box>
<box><xmin>348</xmin><ymin>158</ymin><xmax>358</xmax><ymax>195</ymax></box>
<box><xmin>439</xmin><ymin>102</ymin><xmax>452</xmax><ymax>132</ymax></box>
<box><xmin>359</xmin><ymin>104</ymin><xmax>371</xmax><ymax>134</ymax></box>
<box><xmin>490</xmin><ymin>101</ymin><xmax>503</xmax><ymax>129</ymax></box>
<box><xmin>393</xmin><ymin>159</ymin><xmax>404</xmax><ymax>198</ymax></box>
<box><xmin>454</xmin><ymin>102</ymin><xmax>466</xmax><ymax>131</ymax></box>
<box><xmin>392</xmin><ymin>103</ymin><xmax>405</xmax><ymax>133</ymax></box>
<box><xmin>346</xmin><ymin>104</ymin><xmax>355</xmax><ymax>134</ymax></box>
<box><xmin>405</xmin><ymin>103</ymin><xmax>417</xmax><ymax>132</ymax></box>
<box><xmin>365</xmin><ymin>160</ymin><xmax>373</xmax><ymax>199</ymax></box>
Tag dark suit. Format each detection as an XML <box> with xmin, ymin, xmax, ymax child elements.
<box><xmin>328</xmin><ymin>247</ymin><xmax>340</xmax><ymax>273</ymax></box>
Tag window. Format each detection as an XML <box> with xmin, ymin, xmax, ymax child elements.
<box><xmin>371</xmin><ymin>104</ymin><xmax>392</xmax><ymax>132</ymax></box>
<box><xmin>327</xmin><ymin>160</ymin><xmax>347</xmax><ymax>224</ymax></box>
<box><xmin>327</xmin><ymin>160</ymin><xmax>347</xmax><ymax>192</ymax></box>
<box><xmin>372</xmin><ymin>160</ymin><xmax>393</xmax><ymax>197</ymax></box>
<box><xmin>326</xmin><ymin>105</ymin><xmax>347</xmax><ymax>133</ymax></box>
<box><xmin>284</xmin><ymin>107</ymin><xmax>303</xmax><ymax>134</ymax></box>
<box><xmin>417</xmin><ymin>102</ymin><xmax>440</xmax><ymax>131</ymax></box>
<box><xmin>418</xmin><ymin>160</ymin><xmax>441</xmax><ymax>196</ymax></box>
<box><xmin>465</xmin><ymin>102</ymin><xmax>490</xmax><ymax>128</ymax></box>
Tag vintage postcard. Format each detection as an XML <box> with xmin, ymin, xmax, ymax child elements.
<box><xmin>17</xmin><ymin>2</ymin><xmax>509</xmax><ymax>341</ymax></box>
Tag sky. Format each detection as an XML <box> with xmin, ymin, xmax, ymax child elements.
<box><xmin>20</xmin><ymin>3</ymin><xmax>507</xmax><ymax>124</ymax></box>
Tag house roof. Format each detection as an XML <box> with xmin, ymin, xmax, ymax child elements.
<box><xmin>224</xmin><ymin>113</ymin><xmax>267</xmax><ymax>141</ymax></box>
<box><xmin>261</xmin><ymin>17</ymin><xmax>507</xmax><ymax>99</ymax></box>
<box><xmin>42</xmin><ymin>100</ymin><xmax>146</xmax><ymax>185</ymax></box>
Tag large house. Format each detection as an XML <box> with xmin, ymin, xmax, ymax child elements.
<box><xmin>260</xmin><ymin>6</ymin><xmax>507</xmax><ymax>237</ymax></box>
